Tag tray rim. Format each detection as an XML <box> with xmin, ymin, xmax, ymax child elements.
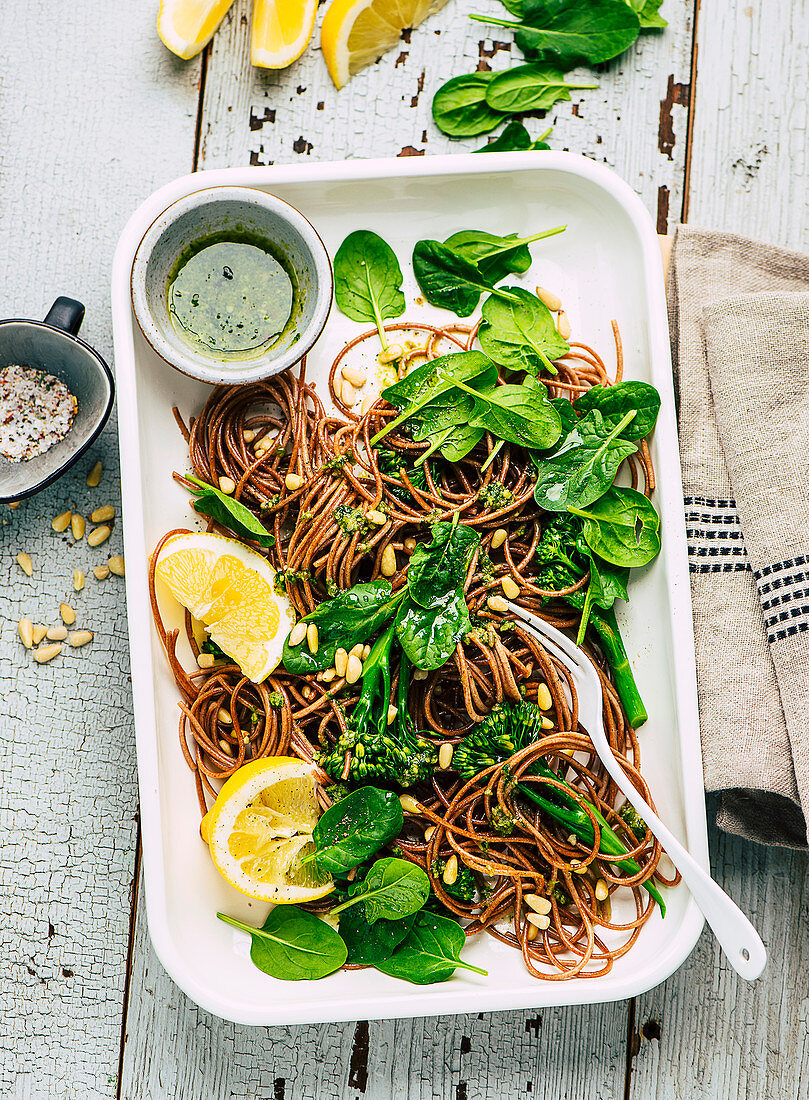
<box><xmin>111</xmin><ymin>151</ymin><xmax>707</xmax><ymax>1025</ymax></box>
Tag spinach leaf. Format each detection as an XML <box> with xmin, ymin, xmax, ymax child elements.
<box><xmin>477</xmin><ymin>287</ymin><xmax>570</xmax><ymax>374</ymax></box>
<box><xmin>575</xmin><ymin>547</ymin><xmax>630</xmax><ymax>644</ymax></box>
<box><xmin>437</xmin><ymin>423</ymin><xmax>488</xmax><ymax>462</ymax></box>
<box><xmin>432</xmin><ymin>72</ymin><xmax>507</xmax><ymax>137</ymax></box>
<box><xmin>630</xmin><ymin>0</ymin><xmax>667</xmax><ymax>30</ymax></box>
<box><xmin>551</xmin><ymin>396</ymin><xmax>580</xmax><ymax>437</ymax></box>
<box><xmin>374</xmin><ymin>911</ymin><xmax>488</xmax><ymax>984</ymax></box>
<box><xmin>331</xmin><ymin>857</ymin><xmax>431</xmax><ymax>924</ymax></box>
<box><xmin>485</xmin><ymin>64</ymin><xmax>597</xmax><ymax>113</ymax></box>
<box><xmin>456</xmin><ymin>373</ymin><xmax>563</xmax><ymax>450</ymax></box>
<box><xmin>333</xmin><ymin>230</ymin><xmax>405</xmax><ymax>347</ymax></box>
<box><xmin>572</xmin><ymin>381</ymin><xmax>661</xmax><ymax>441</ymax></box>
<box><xmin>186</xmin><ymin>475</ymin><xmax>275</xmax><ymax>548</ymax></box>
<box><xmin>396</xmin><ymin>588</ymin><xmax>471</xmax><ymax>670</ymax></box>
<box><xmin>531</xmin><ymin>408</ymin><xmax>637</xmax><ymax>511</ymax></box>
<box><xmin>570</xmin><ymin>486</ymin><xmax>661</xmax><ymax>567</ymax></box>
<box><xmin>407</xmin><ymin>520</ymin><xmax>480</xmax><ymax>607</ymax></box>
<box><xmin>471</xmin><ymin>0</ymin><xmax>640</xmax><ymax>69</ymax></box>
<box><xmin>218</xmin><ymin>908</ymin><xmax>347</xmax><ymax>981</ymax></box>
<box><xmin>282</xmin><ymin>580</ymin><xmax>404</xmax><ymax>674</ymax></box>
<box><xmin>339</xmin><ymin>904</ymin><xmax>416</xmax><ymax>965</ymax></box>
<box><xmin>476</xmin><ymin>121</ymin><xmax>534</xmax><ymax>153</ymax></box>
<box><xmin>443</xmin><ymin>225</ymin><xmax>565</xmax><ymax>284</ymax></box>
<box><xmin>412</xmin><ymin>240</ymin><xmax>519</xmax><ymax>317</ymax></box>
<box><xmin>306</xmin><ymin>787</ymin><xmax>404</xmax><ymax>875</ymax></box>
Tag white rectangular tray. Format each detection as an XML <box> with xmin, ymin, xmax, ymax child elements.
<box><xmin>112</xmin><ymin>152</ymin><xmax>707</xmax><ymax>1026</ymax></box>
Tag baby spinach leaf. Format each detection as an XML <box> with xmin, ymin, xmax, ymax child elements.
<box><xmin>396</xmin><ymin>589</ymin><xmax>471</xmax><ymax>670</ymax></box>
<box><xmin>412</xmin><ymin>240</ymin><xmax>519</xmax><ymax>317</ymax></box>
<box><xmin>374</xmin><ymin>911</ymin><xmax>488</xmax><ymax>984</ymax></box>
<box><xmin>456</xmin><ymin>373</ymin><xmax>563</xmax><ymax>450</ymax></box>
<box><xmin>443</xmin><ymin>225</ymin><xmax>565</xmax><ymax>285</ymax></box>
<box><xmin>339</xmin><ymin>905</ymin><xmax>417</xmax><ymax>965</ymax></box>
<box><xmin>574</xmin><ymin>547</ymin><xmax>630</xmax><ymax>643</ymax></box>
<box><xmin>408</xmin><ymin>520</ymin><xmax>480</xmax><ymax>607</ymax></box>
<box><xmin>551</xmin><ymin>396</ymin><xmax>580</xmax><ymax>437</ymax></box>
<box><xmin>572</xmin><ymin>380</ymin><xmax>661</xmax><ymax>441</ymax></box>
<box><xmin>432</xmin><ymin>72</ymin><xmax>507</xmax><ymax>137</ymax></box>
<box><xmin>531</xmin><ymin>408</ymin><xmax>637</xmax><ymax>511</ymax></box>
<box><xmin>629</xmin><ymin>0</ymin><xmax>667</xmax><ymax>30</ymax></box>
<box><xmin>477</xmin><ymin>287</ymin><xmax>570</xmax><ymax>374</ymax></box>
<box><xmin>331</xmin><ymin>857</ymin><xmax>431</xmax><ymax>924</ymax></box>
<box><xmin>307</xmin><ymin>787</ymin><xmax>404</xmax><ymax>875</ymax></box>
<box><xmin>333</xmin><ymin>230</ymin><xmax>405</xmax><ymax>347</ymax></box>
<box><xmin>218</xmin><ymin>908</ymin><xmax>347</xmax><ymax>981</ymax></box>
<box><xmin>186</xmin><ymin>475</ymin><xmax>275</xmax><ymax>548</ymax></box>
<box><xmin>485</xmin><ymin>64</ymin><xmax>597</xmax><ymax>113</ymax></box>
<box><xmin>475</xmin><ymin>121</ymin><xmax>553</xmax><ymax>153</ymax></box>
<box><xmin>570</xmin><ymin>485</ymin><xmax>661</xmax><ymax>567</ymax></box>
<box><xmin>438</xmin><ymin>423</ymin><xmax>488</xmax><ymax>462</ymax></box>
<box><xmin>282</xmin><ymin>580</ymin><xmax>403</xmax><ymax>674</ymax></box>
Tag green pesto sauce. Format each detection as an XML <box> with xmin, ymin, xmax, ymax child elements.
<box><xmin>168</xmin><ymin>234</ymin><xmax>296</xmax><ymax>357</ymax></box>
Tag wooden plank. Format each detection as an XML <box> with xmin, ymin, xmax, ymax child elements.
<box><xmin>0</xmin><ymin>4</ymin><xmax>200</xmax><ymax>1096</ymax></box>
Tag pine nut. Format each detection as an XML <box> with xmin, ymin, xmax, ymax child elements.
<box><xmin>571</xmin><ymin>863</ymin><xmax>588</xmax><ymax>875</ymax></box>
<box><xmin>52</xmin><ymin>511</ymin><xmax>72</xmax><ymax>533</ymax></box>
<box><xmin>59</xmin><ymin>603</ymin><xmax>75</xmax><ymax>626</ymax></box>
<box><xmin>321</xmin><ymin>668</ymin><xmax>337</xmax><ymax>683</ymax></box>
<box><xmin>73</xmin><ymin>569</ymin><xmax>85</xmax><ymax>591</ymax></box>
<box><xmin>380</xmin><ymin>544</ymin><xmax>397</xmax><ymax>577</ymax></box>
<box><xmin>32</xmin><ymin>624</ymin><xmax>47</xmax><ymax>645</ymax></box>
<box><xmin>525</xmin><ymin>912</ymin><xmax>550</xmax><ymax>931</ymax></box>
<box><xmin>8</xmin><ymin>501</ymin><xmax>20</xmax><ymax>509</ymax></box>
<box><xmin>537</xmin><ymin>682</ymin><xmax>552</xmax><ymax>711</ymax></box>
<box><xmin>334</xmin><ymin>647</ymin><xmax>348</xmax><ymax>677</ymax></box>
<box><xmin>424</xmin><ymin>826</ymin><xmax>436</xmax><ymax>843</ymax></box>
<box><xmin>306</xmin><ymin>623</ymin><xmax>319</xmax><ymax>654</ymax></box>
<box><xmin>367</xmin><ymin>509</ymin><xmax>386</xmax><ymax>525</ymax></box>
<box><xmin>362</xmin><ymin>645</ymin><xmax>371</xmax><ymax>660</ymax></box>
<box><xmin>501</xmin><ymin>576</ymin><xmax>520</xmax><ymax>600</ymax></box>
<box><xmin>442</xmin><ymin>855</ymin><xmax>459</xmax><ymax>886</ymax></box>
<box><xmin>93</xmin><ymin>564</ymin><xmax>109</xmax><ymax>580</ymax></box>
<box><xmin>289</xmin><ymin>622</ymin><xmax>307</xmax><ymax>646</ymax></box>
<box><xmin>341</xmin><ymin>364</ymin><xmax>367</xmax><ymax>387</ymax></box>
<box><xmin>69</xmin><ymin>630</ymin><xmax>93</xmax><ymax>647</ymax></box>
<box><xmin>71</xmin><ymin>514</ymin><xmax>86</xmax><ymax>541</ymax></box>
<box><xmin>491</xmin><ymin>528</ymin><xmax>508</xmax><ymax>549</ymax></box>
<box><xmin>568</xmin><ymin>834</ymin><xmax>579</xmax><ymax>846</ymax></box>
<box><xmin>18</xmin><ymin>618</ymin><xmax>34</xmax><ymax>648</ymax></box>
<box><xmin>47</xmin><ymin>625</ymin><xmax>68</xmax><ymax>641</ymax></box>
<box><xmin>197</xmin><ymin>652</ymin><xmax>215</xmax><ymax>669</ymax></box>
<box><xmin>378</xmin><ymin>343</ymin><xmax>403</xmax><ymax>364</ymax></box>
<box><xmin>524</xmin><ymin>893</ymin><xmax>552</xmax><ymax>915</ymax></box>
<box><xmin>536</xmin><ymin>286</ymin><xmax>562</xmax><ymax>312</ymax></box>
<box><xmin>403</xmin><ymin>537</ymin><xmax>417</xmax><ymax>553</ymax></box>
<box><xmin>386</xmin><ymin>704</ymin><xmax>398</xmax><ymax>725</ymax></box>
<box><xmin>526</xmin><ymin>922</ymin><xmax>538</xmax><ymax>942</ymax></box>
<box><xmin>108</xmin><ymin>556</ymin><xmax>125</xmax><ymax>577</ymax></box>
<box><xmin>243</xmin><ymin>429</ymin><xmax>256</xmax><ymax>443</ymax></box>
<box><xmin>90</xmin><ymin>505</ymin><xmax>115</xmax><ymax>523</ymax></box>
<box><xmin>413</xmin><ymin>668</ymin><xmax>429</xmax><ymax>681</ymax></box>
<box><xmin>487</xmin><ymin>595</ymin><xmax>508</xmax><ymax>613</ymax></box>
<box><xmin>541</xmin><ymin>716</ymin><xmax>554</xmax><ymax>730</ymax></box>
<box><xmin>284</xmin><ymin>473</ymin><xmax>303</xmax><ymax>492</ymax></box>
<box><xmin>399</xmin><ymin>793</ymin><xmax>422</xmax><ymax>814</ymax></box>
<box><xmin>360</xmin><ymin>395</ymin><xmax>375</xmax><ymax>416</ymax></box>
<box><xmin>17</xmin><ymin>552</ymin><xmax>33</xmax><ymax>576</ymax></box>
<box><xmin>86</xmin><ymin>460</ymin><xmax>103</xmax><ymax>487</ymax></box>
<box><xmin>216</xmin><ymin>738</ymin><xmax>233</xmax><ymax>757</ymax></box>
<box><xmin>439</xmin><ymin>742</ymin><xmax>454</xmax><ymax>770</ymax></box>
<box><xmin>349</xmin><ymin>642</ymin><xmax>365</xmax><ymax>659</ymax></box>
<box><xmin>218</xmin><ymin>708</ymin><xmax>232</xmax><ymax>725</ymax></box>
<box><xmin>218</xmin><ymin>477</ymin><xmax>236</xmax><ymax>495</ymax></box>
<box><xmin>595</xmin><ymin>879</ymin><xmax>609</xmax><ymax>902</ymax></box>
<box><xmin>557</xmin><ymin>310</ymin><xmax>572</xmax><ymax>339</ymax></box>
<box><xmin>345</xmin><ymin>654</ymin><xmax>363</xmax><ymax>684</ymax></box>
<box><xmin>88</xmin><ymin>525</ymin><xmax>111</xmax><ymax>547</ymax></box>
<box><xmin>340</xmin><ymin>379</ymin><xmax>358</xmax><ymax>407</ymax></box>
<box><xmin>34</xmin><ymin>643</ymin><xmax>62</xmax><ymax>664</ymax></box>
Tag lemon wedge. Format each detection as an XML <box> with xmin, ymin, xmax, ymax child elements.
<box><xmin>154</xmin><ymin>531</ymin><xmax>294</xmax><ymax>683</ymax></box>
<box><xmin>157</xmin><ymin>0</ymin><xmax>236</xmax><ymax>60</ymax></box>
<box><xmin>321</xmin><ymin>0</ymin><xmax>451</xmax><ymax>88</ymax></box>
<box><xmin>251</xmin><ymin>0</ymin><xmax>319</xmax><ymax>68</ymax></box>
<box><xmin>203</xmin><ymin>758</ymin><xmax>333</xmax><ymax>903</ymax></box>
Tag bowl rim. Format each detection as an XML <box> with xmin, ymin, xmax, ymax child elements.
<box><xmin>130</xmin><ymin>185</ymin><xmax>334</xmax><ymax>385</ymax></box>
<box><xmin>0</xmin><ymin>317</ymin><xmax>115</xmax><ymax>503</ymax></box>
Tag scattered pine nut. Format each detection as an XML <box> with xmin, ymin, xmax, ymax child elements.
<box><xmin>17</xmin><ymin>552</ymin><xmax>33</xmax><ymax>576</ymax></box>
<box><xmin>90</xmin><ymin>505</ymin><xmax>115</xmax><ymax>524</ymax></box>
<box><xmin>491</xmin><ymin>528</ymin><xmax>508</xmax><ymax>549</ymax></box>
<box><xmin>243</xmin><ymin>429</ymin><xmax>256</xmax><ymax>443</ymax></box>
<box><xmin>88</xmin><ymin>525</ymin><xmax>111</xmax><ymax>547</ymax></box>
<box><xmin>8</xmin><ymin>501</ymin><xmax>20</xmax><ymax>510</ymax></box>
<box><xmin>218</xmin><ymin>708</ymin><xmax>232</xmax><ymax>725</ymax></box>
<box><xmin>536</xmin><ymin>682</ymin><xmax>553</xmax><ymax>711</ymax></box>
<box><xmin>349</xmin><ymin>642</ymin><xmax>365</xmax><ymax>659</ymax></box>
<box><xmin>289</xmin><ymin>622</ymin><xmax>307</xmax><ymax>646</ymax></box>
<box><xmin>525</xmin><ymin>912</ymin><xmax>550</xmax><ymax>931</ymax></box>
<box><xmin>439</xmin><ymin>742</ymin><xmax>454</xmax><ymax>770</ymax></box>
<box><xmin>47</xmin><ymin>625</ymin><xmax>68</xmax><ymax>641</ymax></box>
<box><xmin>413</xmin><ymin>668</ymin><xmax>429</xmax><ymax>681</ymax></box>
<box><xmin>93</xmin><ymin>564</ymin><xmax>110</xmax><ymax>580</ymax></box>
<box><xmin>219</xmin><ymin>738</ymin><xmax>234</xmax><ymax>756</ymax></box>
<box><xmin>306</xmin><ymin>622</ymin><xmax>319</xmax><ymax>655</ymax></box>
<box><xmin>334</xmin><ymin>648</ymin><xmax>348</xmax><ymax>678</ymax></box>
<box><xmin>380</xmin><ymin>544</ymin><xmax>397</xmax><ymax>577</ymax></box>
<box><xmin>360</xmin><ymin>395</ymin><xmax>375</xmax><ymax>416</ymax></box>
<box><xmin>386</xmin><ymin>704</ymin><xmax>398</xmax><ymax>724</ymax></box>
<box><xmin>34</xmin><ymin>643</ymin><xmax>62</xmax><ymax>664</ymax></box>
<box><xmin>361</xmin><ymin>644</ymin><xmax>371</xmax><ymax>660</ymax></box>
<box><xmin>52</xmin><ymin>511</ymin><xmax>72</xmax><ymax>533</ymax></box>
<box><xmin>567</xmin><ymin>834</ymin><xmax>579</xmax><ymax>846</ymax></box>
<box><xmin>526</xmin><ymin>922</ymin><xmax>538</xmax><ymax>942</ymax></box>
<box><xmin>557</xmin><ymin>311</ymin><xmax>571</xmax><ymax>340</ymax></box>
<box><xmin>524</xmin><ymin>893</ymin><xmax>552</xmax><ymax>915</ymax></box>
<box><xmin>399</xmin><ymin>793</ymin><xmax>422</xmax><ymax>814</ymax></box>
<box><xmin>69</xmin><ymin>630</ymin><xmax>94</xmax><ymax>647</ymax></box>
<box><xmin>594</xmin><ymin>879</ymin><xmax>609</xmax><ymax>902</ymax></box>
<box><xmin>367</xmin><ymin>509</ymin><xmax>386</xmax><ymax>525</ymax></box>
<box><xmin>71</xmin><ymin>514</ymin><xmax>86</xmax><ymax>541</ymax></box>
<box><xmin>442</xmin><ymin>855</ymin><xmax>459</xmax><ymax>886</ymax></box>
<box><xmin>341</xmin><ymin>364</ymin><xmax>367</xmax><ymax>387</ymax></box>
<box><xmin>108</xmin><ymin>556</ymin><xmax>125</xmax><ymax>577</ymax></box>
<box><xmin>345</xmin><ymin>654</ymin><xmax>363</xmax><ymax>684</ymax></box>
<box><xmin>197</xmin><ymin>652</ymin><xmax>215</xmax><ymax>669</ymax></box>
<box><xmin>403</xmin><ymin>537</ymin><xmax>417</xmax><ymax>553</ymax></box>
<box><xmin>378</xmin><ymin>343</ymin><xmax>403</xmax><ymax>364</ymax></box>
<box><xmin>73</xmin><ymin>569</ymin><xmax>85</xmax><ymax>591</ymax></box>
<box><xmin>218</xmin><ymin>477</ymin><xmax>235</xmax><ymax>495</ymax></box>
<box><xmin>486</xmin><ymin>595</ymin><xmax>508</xmax><ymax>613</ymax></box>
<box><xmin>536</xmin><ymin>286</ymin><xmax>562</xmax><ymax>312</ymax></box>
<box><xmin>424</xmin><ymin>825</ymin><xmax>436</xmax><ymax>842</ymax></box>
<box><xmin>59</xmin><ymin>603</ymin><xmax>76</xmax><ymax>626</ymax></box>
<box><xmin>501</xmin><ymin>575</ymin><xmax>520</xmax><ymax>600</ymax></box>
<box><xmin>18</xmin><ymin>618</ymin><xmax>34</xmax><ymax>648</ymax></box>
<box><xmin>540</xmin><ymin>716</ymin><xmax>554</xmax><ymax>730</ymax></box>
<box><xmin>32</xmin><ymin>624</ymin><xmax>47</xmax><ymax>645</ymax></box>
<box><xmin>321</xmin><ymin>668</ymin><xmax>337</xmax><ymax>684</ymax></box>
<box><xmin>340</xmin><ymin>379</ymin><xmax>358</xmax><ymax>407</ymax></box>
<box><xmin>86</xmin><ymin>460</ymin><xmax>103</xmax><ymax>487</ymax></box>
<box><xmin>284</xmin><ymin>473</ymin><xmax>303</xmax><ymax>492</ymax></box>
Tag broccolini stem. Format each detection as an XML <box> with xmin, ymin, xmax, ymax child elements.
<box><xmin>589</xmin><ymin>605</ymin><xmax>648</xmax><ymax>728</ymax></box>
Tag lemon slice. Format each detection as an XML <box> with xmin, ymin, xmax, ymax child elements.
<box><xmin>251</xmin><ymin>0</ymin><xmax>319</xmax><ymax>68</ymax></box>
<box><xmin>204</xmin><ymin>758</ymin><xmax>333</xmax><ymax>903</ymax></box>
<box><xmin>154</xmin><ymin>531</ymin><xmax>295</xmax><ymax>683</ymax></box>
<box><xmin>321</xmin><ymin>0</ymin><xmax>450</xmax><ymax>88</ymax></box>
<box><xmin>157</xmin><ymin>0</ymin><xmax>236</xmax><ymax>60</ymax></box>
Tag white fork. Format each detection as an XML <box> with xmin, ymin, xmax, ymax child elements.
<box><xmin>506</xmin><ymin>601</ymin><xmax>767</xmax><ymax>981</ymax></box>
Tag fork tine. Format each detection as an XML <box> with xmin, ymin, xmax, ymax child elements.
<box><xmin>504</xmin><ymin>602</ymin><xmax>581</xmax><ymax>676</ymax></box>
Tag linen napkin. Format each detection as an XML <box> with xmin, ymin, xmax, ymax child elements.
<box><xmin>669</xmin><ymin>226</ymin><xmax>809</xmax><ymax>848</ymax></box>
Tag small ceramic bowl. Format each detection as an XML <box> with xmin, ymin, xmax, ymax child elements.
<box><xmin>0</xmin><ymin>297</ymin><xmax>114</xmax><ymax>503</ymax></box>
<box><xmin>130</xmin><ymin>186</ymin><xmax>333</xmax><ymax>385</ymax></box>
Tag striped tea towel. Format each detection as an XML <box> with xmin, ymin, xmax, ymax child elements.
<box><xmin>669</xmin><ymin>226</ymin><xmax>809</xmax><ymax>847</ymax></box>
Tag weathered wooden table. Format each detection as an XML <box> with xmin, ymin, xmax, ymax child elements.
<box><xmin>3</xmin><ymin>1</ymin><xmax>808</xmax><ymax>1096</ymax></box>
